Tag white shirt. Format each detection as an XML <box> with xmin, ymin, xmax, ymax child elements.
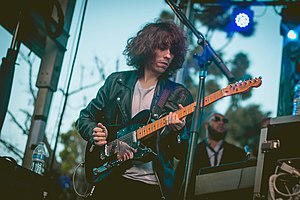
<box><xmin>123</xmin><ymin>80</ymin><xmax>158</xmax><ymax>185</ymax></box>
<box><xmin>206</xmin><ymin>140</ymin><xmax>224</xmax><ymax>167</ymax></box>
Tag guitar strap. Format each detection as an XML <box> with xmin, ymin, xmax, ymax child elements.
<box><xmin>156</xmin><ymin>80</ymin><xmax>176</xmax><ymax>109</ymax></box>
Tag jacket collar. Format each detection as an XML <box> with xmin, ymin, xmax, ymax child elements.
<box><xmin>117</xmin><ymin>70</ymin><xmax>169</xmax><ymax>94</ymax></box>
<box><xmin>116</xmin><ymin>70</ymin><xmax>139</xmax><ymax>91</ymax></box>
<box><xmin>116</xmin><ymin>70</ymin><xmax>170</xmax><ymax>116</ymax></box>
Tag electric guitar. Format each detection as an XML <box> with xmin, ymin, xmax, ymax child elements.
<box><xmin>84</xmin><ymin>77</ymin><xmax>262</xmax><ymax>184</ymax></box>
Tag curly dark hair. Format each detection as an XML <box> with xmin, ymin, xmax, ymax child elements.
<box><xmin>123</xmin><ymin>20</ymin><xmax>187</xmax><ymax>77</ymax></box>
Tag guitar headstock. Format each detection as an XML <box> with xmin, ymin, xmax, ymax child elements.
<box><xmin>223</xmin><ymin>76</ymin><xmax>262</xmax><ymax>95</ymax></box>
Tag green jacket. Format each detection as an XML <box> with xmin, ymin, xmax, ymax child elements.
<box><xmin>76</xmin><ymin>70</ymin><xmax>193</xmax><ymax>198</ymax></box>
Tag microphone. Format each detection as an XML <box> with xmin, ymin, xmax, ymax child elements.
<box><xmin>244</xmin><ymin>145</ymin><xmax>251</xmax><ymax>159</ymax></box>
<box><xmin>202</xmin><ymin>40</ymin><xmax>235</xmax><ymax>82</ymax></box>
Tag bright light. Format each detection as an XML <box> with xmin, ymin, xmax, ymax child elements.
<box><xmin>235</xmin><ymin>13</ymin><xmax>250</xmax><ymax>28</ymax></box>
<box><xmin>287</xmin><ymin>30</ymin><xmax>298</xmax><ymax>40</ymax></box>
<box><xmin>224</xmin><ymin>6</ymin><xmax>255</xmax><ymax>37</ymax></box>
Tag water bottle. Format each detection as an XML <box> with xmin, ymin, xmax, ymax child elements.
<box><xmin>31</xmin><ymin>142</ymin><xmax>49</xmax><ymax>175</ymax></box>
<box><xmin>292</xmin><ymin>80</ymin><xmax>300</xmax><ymax>116</ymax></box>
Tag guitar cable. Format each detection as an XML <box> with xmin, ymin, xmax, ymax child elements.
<box><xmin>72</xmin><ymin>162</ymin><xmax>95</xmax><ymax>198</ymax></box>
<box><xmin>268</xmin><ymin>159</ymin><xmax>300</xmax><ymax>199</ymax></box>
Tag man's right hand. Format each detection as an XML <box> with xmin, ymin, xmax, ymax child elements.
<box><xmin>117</xmin><ymin>141</ymin><xmax>137</xmax><ymax>161</ymax></box>
<box><xmin>92</xmin><ymin>123</ymin><xmax>108</xmax><ymax>146</ymax></box>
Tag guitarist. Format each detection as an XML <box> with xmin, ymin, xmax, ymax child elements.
<box><xmin>76</xmin><ymin>20</ymin><xmax>193</xmax><ymax>200</ymax></box>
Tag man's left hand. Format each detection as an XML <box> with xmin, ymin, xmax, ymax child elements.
<box><xmin>166</xmin><ymin>104</ymin><xmax>186</xmax><ymax>131</ymax></box>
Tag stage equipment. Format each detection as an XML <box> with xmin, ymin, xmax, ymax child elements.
<box><xmin>195</xmin><ymin>159</ymin><xmax>257</xmax><ymax>199</ymax></box>
<box><xmin>0</xmin><ymin>156</ymin><xmax>61</xmax><ymax>199</ymax></box>
<box><xmin>253</xmin><ymin>115</ymin><xmax>300</xmax><ymax>199</ymax></box>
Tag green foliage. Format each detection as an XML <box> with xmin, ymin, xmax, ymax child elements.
<box><xmin>159</xmin><ymin>10</ymin><xmax>174</xmax><ymax>21</ymax></box>
<box><xmin>225</xmin><ymin>105</ymin><xmax>271</xmax><ymax>156</ymax></box>
<box><xmin>59</xmin><ymin>123</ymin><xmax>86</xmax><ymax>175</ymax></box>
<box><xmin>229</xmin><ymin>52</ymin><xmax>253</xmax><ymax>106</ymax></box>
<box><xmin>231</xmin><ymin>52</ymin><xmax>250</xmax><ymax>78</ymax></box>
<box><xmin>195</xmin><ymin>6</ymin><xmax>231</xmax><ymax>32</ymax></box>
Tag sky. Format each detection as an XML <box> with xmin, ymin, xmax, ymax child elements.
<box><xmin>0</xmin><ymin>0</ymin><xmax>284</xmax><ymax>162</ymax></box>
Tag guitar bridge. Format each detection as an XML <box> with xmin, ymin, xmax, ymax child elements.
<box><xmin>98</xmin><ymin>140</ymin><xmax>122</xmax><ymax>160</ymax></box>
<box><xmin>100</xmin><ymin>131</ymin><xmax>137</xmax><ymax>160</ymax></box>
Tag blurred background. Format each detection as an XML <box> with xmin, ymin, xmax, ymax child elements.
<box><xmin>0</xmin><ymin>0</ymin><xmax>299</xmax><ymax>199</ymax></box>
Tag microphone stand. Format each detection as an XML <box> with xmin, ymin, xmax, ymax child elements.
<box><xmin>0</xmin><ymin>12</ymin><xmax>22</xmax><ymax>135</ymax></box>
<box><xmin>164</xmin><ymin>0</ymin><xmax>234</xmax><ymax>199</ymax></box>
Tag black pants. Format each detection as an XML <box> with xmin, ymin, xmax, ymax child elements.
<box><xmin>88</xmin><ymin>176</ymin><xmax>162</xmax><ymax>200</ymax></box>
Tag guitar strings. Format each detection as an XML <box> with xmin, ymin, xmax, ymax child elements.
<box><xmin>104</xmin><ymin>116</ymin><xmax>169</xmax><ymax>152</ymax></box>
<box><xmin>105</xmin><ymin>93</ymin><xmax>211</xmax><ymax>149</ymax></box>
<box><xmin>106</xmin><ymin>107</ymin><xmax>190</xmax><ymax>148</ymax></box>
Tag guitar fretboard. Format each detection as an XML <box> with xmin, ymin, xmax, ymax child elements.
<box><xmin>135</xmin><ymin>76</ymin><xmax>262</xmax><ymax>140</ymax></box>
<box><xmin>136</xmin><ymin>88</ymin><xmax>226</xmax><ymax>140</ymax></box>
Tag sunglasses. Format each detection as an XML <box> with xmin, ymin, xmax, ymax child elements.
<box><xmin>212</xmin><ymin>116</ymin><xmax>229</xmax><ymax>124</ymax></box>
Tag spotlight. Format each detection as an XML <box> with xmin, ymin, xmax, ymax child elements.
<box><xmin>235</xmin><ymin>13</ymin><xmax>250</xmax><ymax>28</ymax></box>
<box><xmin>232</xmin><ymin>6</ymin><xmax>253</xmax><ymax>30</ymax></box>
<box><xmin>225</xmin><ymin>6</ymin><xmax>254</xmax><ymax>37</ymax></box>
<box><xmin>280</xmin><ymin>6</ymin><xmax>300</xmax><ymax>44</ymax></box>
<box><xmin>287</xmin><ymin>30</ymin><xmax>298</xmax><ymax>40</ymax></box>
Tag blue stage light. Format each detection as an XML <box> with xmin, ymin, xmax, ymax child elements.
<box><xmin>280</xmin><ymin>5</ymin><xmax>300</xmax><ymax>45</ymax></box>
<box><xmin>232</xmin><ymin>7</ymin><xmax>253</xmax><ymax>29</ymax></box>
<box><xmin>235</xmin><ymin>12</ymin><xmax>250</xmax><ymax>28</ymax></box>
<box><xmin>287</xmin><ymin>30</ymin><xmax>298</xmax><ymax>40</ymax></box>
<box><xmin>224</xmin><ymin>6</ymin><xmax>254</xmax><ymax>37</ymax></box>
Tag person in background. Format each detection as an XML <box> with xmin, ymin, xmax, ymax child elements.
<box><xmin>174</xmin><ymin>112</ymin><xmax>246</xmax><ymax>199</ymax></box>
<box><xmin>75</xmin><ymin>20</ymin><xmax>193</xmax><ymax>200</ymax></box>
<box><xmin>193</xmin><ymin>113</ymin><xmax>246</xmax><ymax>169</ymax></box>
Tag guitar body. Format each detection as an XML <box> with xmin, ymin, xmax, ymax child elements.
<box><xmin>84</xmin><ymin>110</ymin><xmax>155</xmax><ymax>184</ymax></box>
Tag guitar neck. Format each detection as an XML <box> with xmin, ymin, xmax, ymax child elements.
<box><xmin>136</xmin><ymin>88</ymin><xmax>225</xmax><ymax>140</ymax></box>
<box><xmin>136</xmin><ymin>76</ymin><xmax>263</xmax><ymax>140</ymax></box>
